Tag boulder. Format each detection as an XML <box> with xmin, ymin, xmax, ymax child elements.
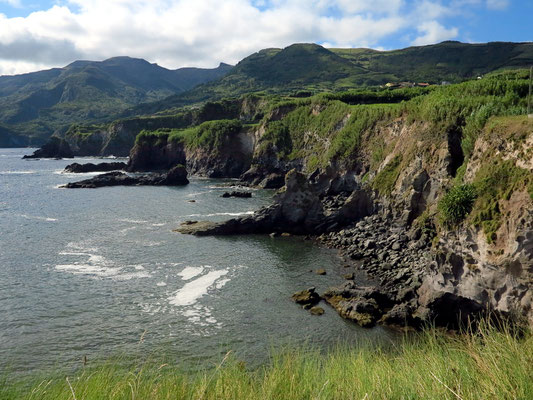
<box><xmin>292</xmin><ymin>287</ymin><xmax>321</xmax><ymax>306</ymax></box>
<box><xmin>64</xmin><ymin>162</ymin><xmax>127</xmax><ymax>173</ymax></box>
<box><xmin>221</xmin><ymin>191</ymin><xmax>252</xmax><ymax>198</ymax></box>
<box><xmin>161</xmin><ymin>165</ymin><xmax>189</xmax><ymax>185</ymax></box>
<box><xmin>62</xmin><ymin>166</ymin><xmax>189</xmax><ymax>189</ymax></box>
<box><xmin>309</xmin><ymin>306</ymin><xmax>325</xmax><ymax>315</ymax></box>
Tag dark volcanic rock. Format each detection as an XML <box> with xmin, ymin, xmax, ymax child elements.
<box><xmin>260</xmin><ymin>173</ymin><xmax>286</xmax><ymax>189</ymax></box>
<box><xmin>62</xmin><ymin>166</ymin><xmax>189</xmax><ymax>189</ymax></box>
<box><xmin>175</xmin><ymin>169</ymin><xmax>325</xmax><ymax>236</ymax></box>
<box><xmin>221</xmin><ymin>191</ymin><xmax>252</xmax><ymax>198</ymax></box>
<box><xmin>310</xmin><ymin>306</ymin><xmax>325</xmax><ymax>315</ymax></box>
<box><xmin>23</xmin><ymin>137</ymin><xmax>73</xmax><ymax>159</ymax></box>
<box><xmin>64</xmin><ymin>162</ymin><xmax>127</xmax><ymax>173</ymax></box>
<box><xmin>292</xmin><ymin>287</ymin><xmax>321</xmax><ymax>306</ymax></box>
<box><xmin>160</xmin><ymin>165</ymin><xmax>189</xmax><ymax>185</ymax></box>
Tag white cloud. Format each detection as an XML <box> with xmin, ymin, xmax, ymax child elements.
<box><xmin>0</xmin><ymin>0</ymin><xmax>503</xmax><ymax>75</ymax></box>
<box><xmin>412</xmin><ymin>21</ymin><xmax>459</xmax><ymax>45</ymax></box>
<box><xmin>0</xmin><ymin>0</ymin><xmax>21</xmax><ymax>7</ymax></box>
<box><xmin>486</xmin><ymin>0</ymin><xmax>509</xmax><ymax>10</ymax></box>
<box><xmin>0</xmin><ymin>0</ymin><xmax>416</xmax><ymax>75</ymax></box>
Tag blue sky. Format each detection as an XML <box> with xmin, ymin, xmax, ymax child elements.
<box><xmin>0</xmin><ymin>0</ymin><xmax>531</xmax><ymax>75</ymax></box>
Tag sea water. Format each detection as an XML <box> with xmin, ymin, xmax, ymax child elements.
<box><xmin>0</xmin><ymin>148</ymin><xmax>394</xmax><ymax>375</ymax></box>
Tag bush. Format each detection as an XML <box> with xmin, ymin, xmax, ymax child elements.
<box><xmin>439</xmin><ymin>184</ymin><xmax>477</xmax><ymax>225</ymax></box>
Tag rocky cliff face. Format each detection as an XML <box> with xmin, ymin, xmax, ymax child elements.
<box><xmin>185</xmin><ymin>129</ymin><xmax>257</xmax><ymax>178</ymax></box>
<box><xmin>175</xmin><ymin>110</ymin><xmax>532</xmax><ymax>328</ymax></box>
<box><xmin>127</xmin><ymin>141</ymin><xmax>186</xmax><ymax>171</ymax></box>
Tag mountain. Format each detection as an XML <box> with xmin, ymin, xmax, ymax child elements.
<box><xmin>0</xmin><ymin>57</ymin><xmax>232</xmax><ymax>144</ymax></box>
<box><xmin>129</xmin><ymin>41</ymin><xmax>533</xmax><ymax>116</ymax></box>
<box><xmin>2</xmin><ymin>41</ymin><xmax>533</xmax><ymax>146</ymax></box>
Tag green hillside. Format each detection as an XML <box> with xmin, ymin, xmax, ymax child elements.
<box><xmin>0</xmin><ymin>58</ymin><xmax>232</xmax><ymax>143</ymax></box>
<box><xmin>2</xmin><ymin>41</ymin><xmax>532</xmax><ymax>146</ymax></box>
<box><xmin>127</xmin><ymin>41</ymin><xmax>533</xmax><ymax>117</ymax></box>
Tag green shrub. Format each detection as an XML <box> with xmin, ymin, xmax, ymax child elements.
<box><xmin>438</xmin><ymin>184</ymin><xmax>477</xmax><ymax>225</ymax></box>
<box><xmin>372</xmin><ymin>155</ymin><xmax>403</xmax><ymax>195</ymax></box>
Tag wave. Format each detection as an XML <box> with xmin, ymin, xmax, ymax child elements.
<box><xmin>177</xmin><ymin>266</ymin><xmax>205</xmax><ymax>281</ymax></box>
<box><xmin>180</xmin><ymin>211</ymin><xmax>254</xmax><ymax>218</ymax></box>
<box><xmin>119</xmin><ymin>218</ymin><xmax>148</xmax><ymax>224</ymax></box>
<box><xmin>54</xmin><ymin>170</ymin><xmax>102</xmax><ymax>176</ymax></box>
<box><xmin>18</xmin><ymin>214</ymin><xmax>57</xmax><ymax>222</ymax></box>
<box><xmin>168</xmin><ymin>269</ymin><xmax>229</xmax><ymax>306</ymax></box>
<box><xmin>56</xmin><ymin>244</ymin><xmax>150</xmax><ymax>280</ymax></box>
<box><xmin>0</xmin><ymin>170</ymin><xmax>37</xmax><ymax>175</ymax></box>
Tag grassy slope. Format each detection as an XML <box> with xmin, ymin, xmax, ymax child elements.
<box><xmin>131</xmin><ymin>69</ymin><xmax>531</xmax><ymax>240</ymax></box>
<box><xmin>128</xmin><ymin>41</ymin><xmax>533</xmax><ymax>116</ymax></box>
<box><xmin>1</xmin><ymin>323</ymin><xmax>531</xmax><ymax>400</ymax></box>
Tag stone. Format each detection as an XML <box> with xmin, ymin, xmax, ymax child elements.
<box><xmin>364</xmin><ymin>240</ymin><xmax>376</xmax><ymax>249</ymax></box>
<box><xmin>221</xmin><ymin>191</ymin><xmax>252</xmax><ymax>198</ymax></box>
<box><xmin>292</xmin><ymin>287</ymin><xmax>320</xmax><ymax>306</ymax></box>
<box><xmin>309</xmin><ymin>306</ymin><xmax>325</xmax><ymax>315</ymax></box>
<box><xmin>64</xmin><ymin>162</ymin><xmax>127</xmax><ymax>173</ymax></box>
<box><xmin>62</xmin><ymin>165</ymin><xmax>189</xmax><ymax>189</ymax></box>
<box><xmin>260</xmin><ymin>173</ymin><xmax>286</xmax><ymax>189</ymax></box>
<box><xmin>316</xmin><ymin>268</ymin><xmax>327</xmax><ymax>275</ymax></box>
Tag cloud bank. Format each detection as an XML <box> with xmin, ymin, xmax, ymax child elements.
<box><xmin>0</xmin><ymin>0</ymin><xmax>511</xmax><ymax>75</ymax></box>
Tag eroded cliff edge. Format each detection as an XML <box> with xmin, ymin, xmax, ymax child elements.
<box><xmin>37</xmin><ymin>71</ymin><xmax>533</xmax><ymax>328</ymax></box>
<box><xmin>163</xmin><ymin>76</ymin><xmax>532</xmax><ymax>328</ymax></box>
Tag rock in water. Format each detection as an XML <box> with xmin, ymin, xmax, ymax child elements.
<box><xmin>23</xmin><ymin>137</ymin><xmax>73</xmax><ymax>159</ymax></box>
<box><xmin>160</xmin><ymin>165</ymin><xmax>189</xmax><ymax>185</ymax></box>
<box><xmin>64</xmin><ymin>162</ymin><xmax>127</xmax><ymax>173</ymax></box>
<box><xmin>221</xmin><ymin>191</ymin><xmax>252</xmax><ymax>198</ymax></box>
<box><xmin>175</xmin><ymin>169</ymin><xmax>325</xmax><ymax>236</ymax></box>
<box><xmin>309</xmin><ymin>306</ymin><xmax>325</xmax><ymax>315</ymax></box>
<box><xmin>62</xmin><ymin>165</ymin><xmax>189</xmax><ymax>188</ymax></box>
<box><xmin>292</xmin><ymin>287</ymin><xmax>321</xmax><ymax>306</ymax></box>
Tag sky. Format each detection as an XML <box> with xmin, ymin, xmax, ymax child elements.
<box><xmin>0</xmin><ymin>0</ymin><xmax>531</xmax><ymax>75</ymax></box>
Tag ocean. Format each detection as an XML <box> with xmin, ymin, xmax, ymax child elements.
<box><xmin>0</xmin><ymin>148</ymin><xmax>394</xmax><ymax>375</ymax></box>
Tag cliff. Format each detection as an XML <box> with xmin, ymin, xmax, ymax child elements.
<box><xmin>169</xmin><ymin>70</ymin><xmax>532</xmax><ymax>327</ymax></box>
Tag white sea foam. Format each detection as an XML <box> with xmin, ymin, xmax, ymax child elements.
<box><xmin>156</xmin><ymin>281</ymin><xmax>167</xmax><ymax>287</ymax></box>
<box><xmin>55</xmin><ymin>264</ymin><xmax>117</xmax><ymax>277</ymax></box>
<box><xmin>180</xmin><ymin>211</ymin><xmax>254</xmax><ymax>218</ymax></box>
<box><xmin>142</xmin><ymin>241</ymin><xmax>162</xmax><ymax>247</ymax></box>
<box><xmin>215</xmin><ymin>278</ymin><xmax>231</xmax><ymax>289</ymax></box>
<box><xmin>169</xmin><ymin>269</ymin><xmax>229</xmax><ymax>306</ymax></box>
<box><xmin>54</xmin><ymin>170</ymin><xmax>102</xmax><ymax>176</ymax></box>
<box><xmin>177</xmin><ymin>266</ymin><xmax>205</xmax><ymax>281</ymax></box>
<box><xmin>0</xmin><ymin>170</ymin><xmax>36</xmax><ymax>175</ymax></box>
<box><xmin>185</xmin><ymin>190</ymin><xmax>216</xmax><ymax>197</ymax></box>
<box><xmin>18</xmin><ymin>214</ymin><xmax>57</xmax><ymax>222</ymax></box>
<box><xmin>151</xmin><ymin>223</ymin><xmax>166</xmax><ymax>227</ymax></box>
<box><xmin>56</xmin><ymin>244</ymin><xmax>150</xmax><ymax>280</ymax></box>
<box><xmin>119</xmin><ymin>218</ymin><xmax>148</xmax><ymax>224</ymax></box>
<box><xmin>181</xmin><ymin>305</ymin><xmax>218</xmax><ymax>327</ymax></box>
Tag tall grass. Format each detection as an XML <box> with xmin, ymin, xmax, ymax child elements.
<box><xmin>2</xmin><ymin>321</ymin><xmax>531</xmax><ymax>399</ymax></box>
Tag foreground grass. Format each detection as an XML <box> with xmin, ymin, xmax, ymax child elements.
<box><xmin>1</xmin><ymin>322</ymin><xmax>531</xmax><ymax>400</ymax></box>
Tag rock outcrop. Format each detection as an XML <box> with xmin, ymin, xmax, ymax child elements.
<box><xmin>23</xmin><ymin>137</ymin><xmax>73</xmax><ymax>159</ymax></box>
<box><xmin>62</xmin><ymin>165</ymin><xmax>189</xmax><ymax>188</ymax></box>
<box><xmin>64</xmin><ymin>162</ymin><xmax>127</xmax><ymax>173</ymax></box>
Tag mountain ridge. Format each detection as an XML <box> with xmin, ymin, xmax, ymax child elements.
<box><xmin>2</xmin><ymin>40</ymin><xmax>533</xmax><ymax>146</ymax></box>
<box><xmin>0</xmin><ymin>57</ymin><xmax>233</xmax><ymax>144</ymax></box>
